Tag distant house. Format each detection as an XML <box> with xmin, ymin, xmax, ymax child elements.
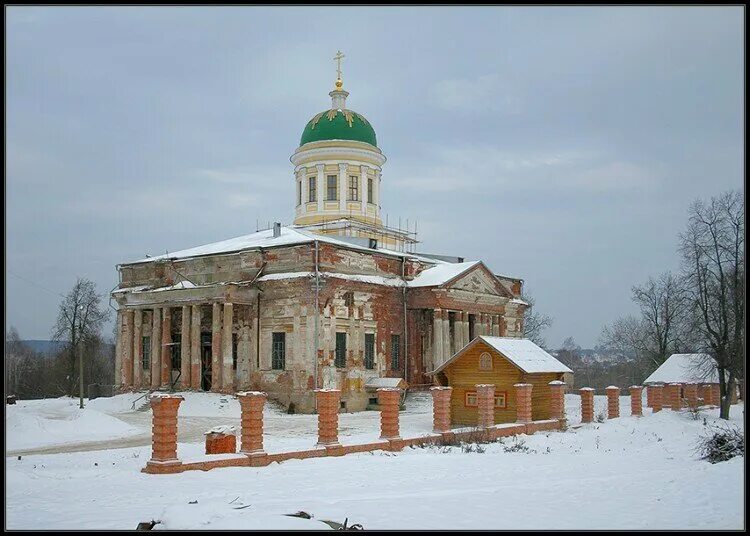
<box><xmin>430</xmin><ymin>336</ymin><xmax>572</xmax><ymax>426</ymax></box>
<box><xmin>643</xmin><ymin>354</ymin><xmax>718</xmax><ymax>385</ymax></box>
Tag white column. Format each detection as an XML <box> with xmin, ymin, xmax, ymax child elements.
<box><xmin>338</xmin><ymin>163</ymin><xmax>348</xmax><ymax>213</ymax></box>
<box><xmin>114</xmin><ymin>310</ymin><xmax>122</xmax><ymax>388</ymax></box>
<box><xmin>316</xmin><ymin>164</ymin><xmax>325</xmax><ymax>212</ymax></box>
<box><xmin>222</xmin><ymin>302</ymin><xmax>234</xmax><ymax>392</ymax></box>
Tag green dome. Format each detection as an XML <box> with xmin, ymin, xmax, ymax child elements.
<box><xmin>300</xmin><ymin>109</ymin><xmax>377</xmax><ymax>147</ymax></box>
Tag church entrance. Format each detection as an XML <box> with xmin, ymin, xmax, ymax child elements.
<box><xmin>200</xmin><ymin>333</ymin><xmax>212</xmax><ymax>391</ymax></box>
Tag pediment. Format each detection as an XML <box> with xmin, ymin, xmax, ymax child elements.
<box><xmin>444</xmin><ymin>263</ymin><xmax>513</xmax><ymax>298</ymax></box>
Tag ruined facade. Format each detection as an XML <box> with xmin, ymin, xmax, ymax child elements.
<box><xmin>112</xmin><ymin>64</ymin><xmax>527</xmax><ymax>412</ymax></box>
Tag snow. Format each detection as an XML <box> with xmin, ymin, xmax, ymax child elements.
<box><xmin>644</xmin><ymin>354</ymin><xmax>718</xmax><ymax>384</ymax></box>
<box><xmin>205</xmin><ymin>425</ymin><xmax>237</xmax><ymax>436</ymax></box>
<box><xmin>434</xmin><ymin>337</ymin><xmax>572</xmax><ymax>374</ymax></box>
<box><xmin>5</xmin><ymin>392</ymin><xmax>744</xmax><ymax>530</ymax></box>
<box><xmin>5</xmin><ymin>397</ymin><xmax>143</xmax><ymax>451</ymax></box>
<box><xmin>408</xmin><ymin>261</ymin><xmax>479</xmax><ymax>287</ymax></box>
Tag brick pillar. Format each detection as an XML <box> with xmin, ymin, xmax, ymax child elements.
<box><xmin>606</xmin><ymin>386</ymin><xmax>620</xmax><ymax>419</ymax></box>
<box><xmin>476</xmin><ymin>384</ymin><xmax>496</xmax><ymax>428</ymax></box>
<box><xmin>237</xmin><ymin>391</ymin><xmax>266</xmax><ymax>456</ymax></box>
<box><xmin>378</xmin><ymin>388</ymin><xmax>402</xmax><ymax>439</ymax></box>
<box><xmin>122</xmin><ymin>309</ymin><xmax>134</xmax><ymax>389</ymax></box>
<box><xmin>580</xmin><ymin>388</ymin><xmax>594</xmax><ymax>423</ymax></box>
<box><xmin>684</xmin><ymin>383</ymin><xmax>698</xmax><ymax>408</ymax></box>
<box><xmin>549</xmin><ymin>381</ymin><xmax>565</xmax><ymax>421</ymax></box>
<box><xmin>667</xmin><ymin>383</ymin><xmax>681</xmax><ymax>411</ymax></box>
<box><xmin>160</xmin><ymin>307</ymin><xmax>172</xmax><ymax>388</ymax></box>
<box><xmin>133</xmin><ymin>310</ymin><xmax>143</xmax><ymax>389</ymax></box>
<box><xmin>222</xmin><ymin>302</ymin><xmax>234</xmax><ymax>393</ymax></box>
<box><xmin>629</xmin><ymin>386</ymin><xmax>643</xmax><ymax>416</ymax></box>
<box><xmin>315</xmin><ymin>389</ymin><xmax>340</xmax><ymax>446</ymax></box>
<box><xmin>211</xmin><ymin>303</ymin><xmax>222</xmax><ymax>392</ymax></box>
<box><xmin>180</xmin><ymin>305</ymin><xmax>191</xmax><ymax>389</ymax></box>
<box><xmin>710</xmin><ymin>383</ymin><xmax>720</xmax><ymax>407</ymax></box>
<box><xmin>150</xmin><ymin>308</ymin><xmax>161</xmax><ymax>389</ymax></box>
<box><xmin>146</xmin><ymin>394</ymin><xmax>183</xmax><ymax>469</ymax></box>
<box><xmin>190</xmin><ymin>305</ymin><xmax>202</xmax><ymax>390</ymax></box>
<box><xmin>514</xmin><ymin>383</ymin><xmax>533</xmax><ymax>423</ymax></box>
<box><xmin>646</xmin><ymin>385</ymin><xmax>653</xmax><ymax>408</ymax></box>
<box><xmin>430</xmin><ymin>386</ymin><xmax>452</xmax><ymax>433</ymax></box>
<box><xmin>651</xmin><ymin>384</ymin><xmax>663</xmax><ymax>412</ymax></box>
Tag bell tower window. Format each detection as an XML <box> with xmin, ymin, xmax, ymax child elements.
<box><xmin>348</xmin><ymin>176</ymin><xmax>359</xmax><ymax>201</ymax></box>
<box><xmin>308</xmin><ymin>176</ymin><xmax>317</xmax><ymax>202</ymax></box>
<box><xmin>367</xmin><ymin>178</ymin><xmax>374</xmax><ymax>204</ymax></box>
<box><xmin>327</xmin><ymin>175</ymin><xmax>338</xmax><ymax>201</ymax></box>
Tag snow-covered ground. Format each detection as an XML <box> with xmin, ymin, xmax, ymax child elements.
<box><xmin>5</xmin><ymin>392</ymin><xmax>745</xmax><ymax>530</ymax></box>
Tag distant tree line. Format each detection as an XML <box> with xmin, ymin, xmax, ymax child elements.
<box><xmin>5</xmin><ymin>277</ymin><xmax>114</xmax><ymax>400</ymax></box>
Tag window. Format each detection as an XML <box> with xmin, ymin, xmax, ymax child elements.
<box><xmin>327</xmin><ymin>175</ymin><xmax>338</xmax><ymax>201</ymax></box>
<box><xmin>232</xmin><ymin>333</ymin><xmax>238</xmax><ymax>370</ymax></box>
<box><xmin>364</xmin><ymin>333</ymin><xmax>375</xmax><ymax>370</ymax></box>
<box><xmin>391</xmin><ymin>334</ymin><xmax>400</xmax><ymax>371</ymax></box>
<box><xmin>464</xmin><ymin>391</ymin><xmax>507</xmax><ymax>408</ymax></box>
<box><xmin>142</xmin><ymin>336</ymin><xmax>151</xmax><ymax>370</ymax></box>
<box><xmin>308</xmin><ymin>176</ymin><xmax>317</xmax><ymax>202</ymax></box>
<box><xmin>348</xmin><ymin>175</ymin><xmax>359</xmax><ymax>201</ymax></box>
<box><xmin>479</xmin><ymin>352</ymin><xmax>493</xmax><ymax>371</ymax></box>
<box><xmin>469</xmin><ymin>314</ymin><xmax>476</xmax><ymax>341</ymax></box>
<box><xmin>335</xmin><ymin>332</ymin><xmax>347</xmax><ymax>368</ymax></box>
<box><xmin>297</xmin><ymin>180</ymin><xmax>302</xmax><ymax>206</ymax></box>
<box><xmin>171</xmin><ymin>333</ymin><xmax>181</xmax><ymax>371</ymax></box>
<box><xmin>367</xmin><ymin>178</ymin><xmax>374</xmax><ymax>204</ymax></box>
<box><xmin>271</xmin><ymin>332</ymin><xmax>285</xmax><ymax>370</ymax></box>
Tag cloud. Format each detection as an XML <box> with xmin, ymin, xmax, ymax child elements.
<box><xmin>430</xmin><ymin>74</ymin><xmax>522</xmax><ymax>115</ymax></box>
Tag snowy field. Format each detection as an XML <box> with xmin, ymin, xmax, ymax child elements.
<box><xmin>5</xmin><ymin>391</ymin><xmax>745</xmax><ymax>530</ymax></box>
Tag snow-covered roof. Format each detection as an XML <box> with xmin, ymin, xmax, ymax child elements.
<box><xmin>408</xmin><ymin>261</ymin><xmax>480</xmax><ymax>288</ymax></box>
<box><xmin>432</xmin><ymin>336</ymin><xmax>573</xmax><ymax>375</ymax></box>
<box><xmin>644</xmin><ymin>354</ymin><xmax>718</xmax><ymax>384</ymax></box>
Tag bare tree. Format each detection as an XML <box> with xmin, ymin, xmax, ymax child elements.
<box><xmin>51</xmin><ymin>278</ymin><xmax>110</xmax><ymax>399</ymax></box>
<box><xmin>521</xmin><ymin>291</ymin><xmax>553</xmax><ymax>349</ymax></box>
<box><xmin>600</xmin><ymin>272</ymin><xmax>695</xmax><ymax>371</ymax></box>
<box><xmin>679</xmin><ymin>190</ymin><xmax>744</xmax><ymax>419</ymax></box>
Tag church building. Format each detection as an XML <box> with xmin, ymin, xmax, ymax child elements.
<box><xmin>112</xmin><ymin>54</ymin><xmax>528</xmax><ymax>412</ymax></box>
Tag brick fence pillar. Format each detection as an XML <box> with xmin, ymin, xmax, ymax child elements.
<box><xmin>430</xmin><ymin>386</ymin><xmax>452</xmax><ymax>433</ymax></box>
<box><xmin>315</xmin><ymin>389</ymin><xmax>340</xmax><ymax>446</ymax></box>
<box><xmin>378</xmin><ymin>388</ymin><xmax>402</xmax><ymax>439</ymax></box>
<box><xmin>579</xmin><ymin>388</ymin><xmax>594</xmax><ymax>423</ymax></box>
<box><xmin>606</xmin><ymin>386</ymin><xmax>620</xmax><ymax>419</ymax></box>
<box><xmin>667</xmin><ymin>383</ymin><xmax>681</xmax><ymax>411</ymax></box>
<box><xmin>629</xmin><ymin>386</ymin><xmax>643</xmax><ymax>417</ymax></box>
<box><xmin>146</xmin><ymin>394</ymin><xmax>183</xmax><ymax>469</ymax></box>
<box><xmin>237</xmin><ymin>391</ymin><xmax>266</xmax><ymax>456</ymax></box>
<box><xmin>651</xmin><ymin>384</ymin><xmax>663</xmax><ymax>412</ymax></box>
<box><xmin>710</xmin><ymin>383</ymin><xmax>720</xmax><ymax>407</ymax></box>
<box><xmin>514</xmin><ymin>383</ymin><xmax>533</xmax><ymax>423</ymax></box>
<box><xmin>548</xmin><ymin>381</ymin><xmax>565</xmax><ymax>421</ymax></box>
<box><xmin>684</xmin><ymin>383</ymin><xmax>698</xmax><ymax>408</ymax></box>
<box><xmin>476</xmin><ymin>384</ymin><xmax>496</xmax><ymax>428</ymax></box>
<box><xmin>645</xmin><ymin>385</ymin><xmax>653</xmax><ymax>408</ymax></box>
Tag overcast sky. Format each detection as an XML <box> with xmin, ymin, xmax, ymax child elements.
<box><xmin>6</xmin><ymin>6</ymin><xmax>744</xmax><ymax>348</ymax></box>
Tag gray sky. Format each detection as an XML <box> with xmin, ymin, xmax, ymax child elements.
<box><xmin>6</xmin><ymin>6</ymin><xmax>744</xmax><ymax>348</ymax></box>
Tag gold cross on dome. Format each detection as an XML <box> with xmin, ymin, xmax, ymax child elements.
<box><xmin>333</xmin><ymin>50</ymin><xmax>345</xmax><ymax>80</ymax></box>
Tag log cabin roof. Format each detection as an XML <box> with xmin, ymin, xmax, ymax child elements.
<box><xmin>431</xmin><ymin>336</ymin><xmax>573</xmax><ymax>375</ymax></box>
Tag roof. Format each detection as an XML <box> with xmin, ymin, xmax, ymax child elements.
<box><xmin>300</xmin><ymin>109</ymin><xmax>377</xmax><ymax>147</ymax></box>
<box><xmin>643</xmin><ymin>353</ymin><xmax>718</xmax><ymax>384</ymax></box>
<box><xmin>408</xmin><ymin>261</ymin><xmax>480</xmax><ymax>288</ymax></box>
<box><xmin>431</xmin><ymin>336</ymin><xmax>573</xmax><ymax>375</ymax></box>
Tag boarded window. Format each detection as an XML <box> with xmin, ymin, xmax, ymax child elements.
<box><xmin>391</xmin><ymin>334</ymin><xmax>400</xmax><ymax>371</ymax></box>
<box><xmin>142</xmin><ymin>336</ymin><xmax>151</xmax><ymax>370</ymax></box>
<box><xmin>364</xmin><ymin>333</ymin><xmax>375</xmax><ymax>370</ymax></box>
<box><xmin>308</xmin><ymin>176</ymin><xmax>317</xmax><ymax>202</ymax></box>
<box><xmin>272</xmin><ymin>332</ymin><xmax>285</xmax><ymax>370</ymax></box>
<box><xmin>335</xmin><ymin>332</ymin><xmax>347</xmax><ymax>368</ymax></box>
<box><xmin>327</xmin><ymin>175</ymin><xmax>338</xmax><ymax>201</ymax></box>
<box><xmin>343</xmin><ymin>291</ymin><xmax>354</xmax><ymax>307</ymax></box>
